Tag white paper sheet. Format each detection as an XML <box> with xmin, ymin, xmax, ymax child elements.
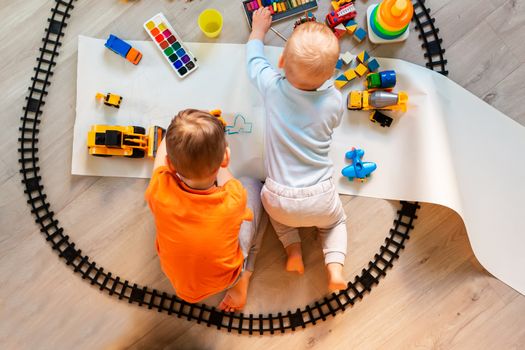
<box><xmin>74</xmin><ymin>36</ymin><xmax>525</xmax><ymax>295</ymax></box>
<box><xmin>74</xmin><ymin>36</ymin><xmax>270</xmax><ymax>179</ymax></box>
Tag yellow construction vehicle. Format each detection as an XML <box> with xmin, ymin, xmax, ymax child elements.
<box><xmin>96</xmin><ymin>92</ymin><xmax>123</xmax><ymax>108</ymax></box>
<box><xmin>87</xmin><ymin>125</ymin><xmax>165</xmax><ymax>158</ymax></box>
<box><xmin>347</xmin><ymin>90</ymin><xmax>408</xmax><ymax>112</ymax></box>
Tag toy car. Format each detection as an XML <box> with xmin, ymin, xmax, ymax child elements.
<box><xmin>96</xmin><ymin>92</ymin><xmax>122</xmax><ymax>108</ymax></box>
<box><xmin>347</xmin><ymin>90</ymin><xmax>408</xmax><ymax>111</ymax></box>
<box><xmin>104</xmin><ymin>34</ymin><xmax>142</xmax><ymax>65</ymax></box>
<box><xmin>366</xmin><ymin>70</ymin><xmax>396</xmax><ymax>90</ymax></box>
<box><xmin>341</xmin><ymin>147</ymin><xmax>377</xmax><ymax>182</ymax></box>
<box><xmin>326</xmin><ymin>3</ymin><xmax>357</xmax><ymax>28</ymax></box>
<box><xmin>87</xmin><ymin>124</ymin><xmax>165</xmax><ymax>158</ymax></box>
<box><xmin>370</xmin><ymin>110</ymin><xmax>393</xmax><ymax>127</ymax></box>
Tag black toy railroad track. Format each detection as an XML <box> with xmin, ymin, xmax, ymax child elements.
<box><xmin>412</xmin><ymin>0</ymin><xmax>448</xmax><ymax>75</ymax></box>
<box><xmin>19</xmin><ymin>0</ymin><xmax>443</xmax><ymax>334</ymax></box>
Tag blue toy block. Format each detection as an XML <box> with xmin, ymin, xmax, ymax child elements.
<box><xmin>344</xmin><ymin>19</ymin><xmax>357</xmax><ymax>27</ymax></box>
<box><xmin>367</xmin><ymin>58</ymin><xmax>380</xmax><ymax>72</ymax></box>
<box><xmin>353</xmin><ymin>27</ymin><xmax>367</xmax><ymax>42</ymax></box>
<box><xmin>335</xmin><ymin>58</ymin><xmax>344</xmax><ymax>70</ymax></box>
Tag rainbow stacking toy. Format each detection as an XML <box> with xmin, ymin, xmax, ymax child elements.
<box><xmin>366</xmin><ymin>0</ymin><xmax>414</xmax><ymax>44</ymax></box>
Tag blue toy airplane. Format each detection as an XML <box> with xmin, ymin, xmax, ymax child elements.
<box><xmin>341</xmin><ymin>147</ymin><xmax>377</xmax><ymax>182</ymax></box>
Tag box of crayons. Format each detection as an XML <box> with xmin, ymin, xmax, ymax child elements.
<box><xmin>242</xmin><ymin>0</ymin><xmax>318</xmax><ymax>28</ymax></box>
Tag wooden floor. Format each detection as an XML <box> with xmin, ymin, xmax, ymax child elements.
<box><xmin>1</xmin><ymin>0</ymin><xmax>524</xmax><ymax>349</ymax></box>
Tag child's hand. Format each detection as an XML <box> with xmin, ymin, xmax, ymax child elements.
<box><xmin>250</xmin><ymin>7</ymin><xmax>272</xmax><ymax>41</ymax></box>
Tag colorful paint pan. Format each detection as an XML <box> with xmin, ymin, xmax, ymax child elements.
<box><xmin>143</xmin><ymin>13</ymin><xmax>198</xmax><ymax>78</ymax></box>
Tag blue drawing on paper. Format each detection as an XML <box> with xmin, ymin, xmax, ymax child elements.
<box><xmin>225</xmin><ymin>114</ymin><xmax>253</xmax><ymax>135</ymax></box>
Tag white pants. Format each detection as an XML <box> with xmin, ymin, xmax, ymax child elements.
<box><xmin>261</xmin><ymin>177</ymin><xmax>347</xmax><ymax>265</ymax></box>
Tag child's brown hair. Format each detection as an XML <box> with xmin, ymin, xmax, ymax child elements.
<box><xmin>165</xmin><ymin>109</ymin><xmax>227</xmax><ymax>180</ymax></box>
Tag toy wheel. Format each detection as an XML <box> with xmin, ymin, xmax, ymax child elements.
<box><xmin>132</xmin><ymin>126</ymin><xmax>146</xmax><ymax>135</ymax></box>
<box><xmin>92</xmin><ymin>154</ymin><xmax>111</xmax><ymax>157</ymax></box>
<box><xmin>126</xmin><ymin>148</ymin><xmax>145</xmax><ymax>158</ymax></box>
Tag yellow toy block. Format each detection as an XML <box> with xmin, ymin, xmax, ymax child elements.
<box><xmin>346</xmin><ymin>24</ymin><xmax>358</xmax><ymax>34</ymax></box>
<box><xmin>356</xmin><ymin>50</ymin><xmax>370</xmax><ymax>64</ymax></box>
<box><xmin>355</xmin><ymin>63</ymin><xmax>368</xmax><ymax>77</ymax></box>
<box><xmin>343</xmin><ymin>68</ymin><xmax>357</xmax><ymax>81</ymax></box>
<box><xmin>334</xmin><ymin>79</ymin><xmax>349</xmax><ymax>89</ymax></box>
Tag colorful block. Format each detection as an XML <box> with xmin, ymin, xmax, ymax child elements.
<box><xmin>355</xmin><ymin>63</ymin><xmax>368</xmax><ymax>77</ymax></box>
<box><xmin>346</xmin><ymin>24</ymin><xmax>358</xmax><ymax>34</ymax></box>
<box><xmin>343</xmin><ymin>68</ymin><xmax>357</xmax><ymax>81</ymax></box>
<box><xmin>334</xmin><ymin>74</ymin><xmax>349</xmax><ymax>89</ymax></box>
<box><xmin>356</xmin><ymin>50</ymin><xmax>370</xmax><ymax>64</ymax></box>
<box><xmin>367</xmin><ymin>58</ymin><xmax>380</xmax><ymax>72</ymax></box>
<box><xmin>333</xmin><ymin>23</ymin><xmax>347</xmax><ymax>39</ymax></box>
<box><xmin>354</xmin><ymin>27</ymin><xmax>367</xmax><ymax>42</ymax></box>
<box><xmin>335</xmin><ymin>80</ymin><xmax>349</xmax><ymax>89</ymax></box>
<box><xmin>335</xmin><ymin>58</ymin><xmax>344</xmax><ymax>70</ymax></box>
<box><xmin>341</xmin><ymin>51</ymin><xmax>354</xmax><ymax>65</ymax></box>
<box><xmin>345</xmin><ymin>20</ymin><xmax>358</xmax><ymax>34</ymax></box>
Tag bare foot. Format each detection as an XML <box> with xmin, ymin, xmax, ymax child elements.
<box><xmin>327</xmin><ymin>263</ymin><xmax>346</xmax><ymax>292</ymax></box>
<box><xmin>219</xmin><ymin>271</ymin><xmax>252</xmax><ymax>313</ymax></box>
<box><xmin>285</xmin><ymin>242</ymin><xmax>304</xmax><ymax>274</ymax></box>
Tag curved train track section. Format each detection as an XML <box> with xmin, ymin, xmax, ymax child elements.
<box><xmin>19</xmin><ymin>0</ymin><xmax>445</xmax><ymax>334</ymax></box>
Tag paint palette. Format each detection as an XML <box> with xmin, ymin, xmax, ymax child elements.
<box><xmin>242</xmin><ymin>0</ymin><xmax>318</xmax><ymax>28</ymax></box>
<box><xmin>144</xmin><ymin>13</ymin><xmax>198</xmax><ymax>78</ymax></box>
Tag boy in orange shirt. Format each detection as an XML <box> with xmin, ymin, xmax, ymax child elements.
<box><xmin>145</xmin><ymin>109</ymin><xmax>267</xmax><ymax>312</ymax></box>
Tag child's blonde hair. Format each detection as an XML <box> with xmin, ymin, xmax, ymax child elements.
<box><xmin>283</xmin><ymin>22</ymin><xmax>340</xmax><ymax>87</ymax></box>
<box><xmin>166</xmin><ymin>109</ymin><xmax>226</xmax><ymax>180</ymax></box>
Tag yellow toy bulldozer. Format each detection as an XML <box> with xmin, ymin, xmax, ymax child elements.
<box><xmin>87</xmin><ymin>125</ymin><xmax>165</xmax><ymax>158</ymax></box>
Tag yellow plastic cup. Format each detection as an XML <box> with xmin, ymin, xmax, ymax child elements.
<box><xmin>198</xmin><ymin>9</ymin><xmax>223</xmax><ymax>38</ymax></box>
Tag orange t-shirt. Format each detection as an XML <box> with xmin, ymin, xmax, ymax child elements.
<box><xmin>145</xmin><ymin>166</ymin><xmax>253</xmax><ymax>303</ymax></box>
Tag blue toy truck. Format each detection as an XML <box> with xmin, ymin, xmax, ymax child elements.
<box><xmin>104</xmin><ymin>34</ymin><xmax>142</xmax><ymax>65</ymax></box>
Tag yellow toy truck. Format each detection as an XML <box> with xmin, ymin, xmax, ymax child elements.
<box><xmin>87</xmin><ymin>125</ymin><xmax>165</xmax><ymax>158</ymax></box>
<box><xmin>96</xmin><ymin>92</ymin><xmax>122</xmax><ymax>109</ymax></box>
<box><xmin>347</xmin><ymin>90</ymin><xmax>408</xmax><ymax>112</ymax></box>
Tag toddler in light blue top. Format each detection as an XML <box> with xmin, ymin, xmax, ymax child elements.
<box><xmin>247</xmin><ymin>8</ymin><xmax>348</xmax><ymax>292</ymax></box>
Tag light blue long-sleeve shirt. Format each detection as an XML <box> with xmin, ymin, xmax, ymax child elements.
<box><xmin>246</xmin><ymin>39</ymin><xmax>344</xmax><ymax>188</ymax></box>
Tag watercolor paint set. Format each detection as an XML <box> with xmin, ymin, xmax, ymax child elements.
<box><xmin>242</xmin><ymin>0</ymin><xmax>318</xmax><ymax>28</ymax></box>
<box><xmin>143</xmin><ymin>13</ymin><xmax>198</xmax><ymax>78</ymax></box>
